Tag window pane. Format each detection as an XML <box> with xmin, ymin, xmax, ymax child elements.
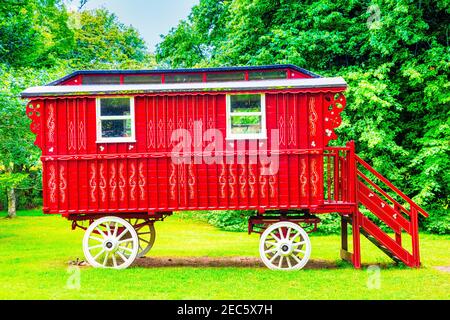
<box><xmin>100</xmin><ymin>98</ymin><xmax>131</xmax><ymax>116</ymax></box>
<box><xmin>230</xmin><ymin>94</ymin><xmax>261</xmax><ymax>113</ymax></box>
<box><xmin>206</xmin><ymin>72</ymin><xmax>245</xmax><ymax>82</ymax></box>
<box><xmin>83</xmin><ymin>75</ymin><xmax>121</xmax><ymax>85</ymax></box>
<box><xmin>101</xmin><ymin>119</ymin><xmax>132</xmax><ymax>138</ymax></box>
<box><xmin>124</xmin><ymin>75</ymin><xmax>162</xmax><ymax>84</ymax></box>
<box><xmin>165</xmin><ymin>74</ymin><xmax>203</xmax><ymax>83</ymax></box>
<box><xmin>231</xmin><ymin>115</ymin><xmax>261</xmax><ymax>134</ymax></box>
<box><xmin>248</xmin><ymin>71</ymin><xmax>287</xmax><ymax>80</ymax></box>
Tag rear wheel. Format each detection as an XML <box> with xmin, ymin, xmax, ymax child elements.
<box><xmin>259</xmin><ymin>221</ymin><xmax>311</xmax><ymax>271</ymax></box>
<box><xmin>82</xmin><ymin>216</ymin><xmax>139</xmax><ymax>269</ymax></box>
<box><xmin>126</xmin><ymin>219</ymin><xmax>156</xmax><ymax>258</ymax></box>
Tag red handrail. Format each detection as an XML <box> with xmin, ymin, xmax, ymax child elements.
<box><xmin>355</xmin><ymin>155</ymin><xmax>429</xmax><ymax>217</ymax></box>
<box><xmin>357</xmin><ymin>169</ymin><xmax>411</xmax><ymax>217</ymax></box>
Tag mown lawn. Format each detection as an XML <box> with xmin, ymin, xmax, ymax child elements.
<box><xmin>0</xmin><ymin>210</ymin><xmax>448</xmax><ymax>300</ymax></box>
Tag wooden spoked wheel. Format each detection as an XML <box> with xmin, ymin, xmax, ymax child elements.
<box><xmin>83</xmin><ymin>216</ymin><xmax>139</xmax><ymax>269</ymax></box>
<box><xmin>259</xmin><ymin>221</ymin><xmax>311</xmax><ymax>271</ymax></box>
<box><xmin>126</xmin><ymin>219</ymin><xmax>156</xmax><ymax>258</ymax></box>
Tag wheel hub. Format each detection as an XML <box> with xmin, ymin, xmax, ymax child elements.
<box><xmin>103</xmin><ymin>239</ymin><xmax>118</xmax><ymax>252</ymax></box>
<box><xmin>279</xmin><ymin>242</ymin><xmax>293</xmax><ymax>256</ymax></box>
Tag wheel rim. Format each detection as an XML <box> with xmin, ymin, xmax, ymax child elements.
<box><xmin>83</xmin><ymin>216</ymin><xmax>139</xmax><ymax>269</ymax></box>
<box><xmin>259</xmin><ymin>221</ymin><xmax>311</xmax><ymax>271</ymax></box>
<box><xmin>126</xmin><ymin>219</ymin><xmax>156</xmax><ymax>258</ymax></box>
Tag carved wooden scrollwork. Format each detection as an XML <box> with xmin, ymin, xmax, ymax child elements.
<box><xmin>323</xmin><ymin>93</ymin><xmax>346</xmax><ymax>145</ymax></box>
<box><xmin>26</xmin><ymin>101</ymin><xmax>43</xmax><ymax>150</ymax></box>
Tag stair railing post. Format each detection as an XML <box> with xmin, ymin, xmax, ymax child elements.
<box><xmin>347</xmin><ymin>140</ymin><xmax>361</xmax><ymax>269</ymax></box>
<box><xmin>411</xmin><ymin>207</ymin><xmax>420</xmax><ymax>267</ymax></box>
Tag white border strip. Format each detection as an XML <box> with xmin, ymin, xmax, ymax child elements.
<box><xmin>21</xmin><ymin>77</ymin><xmax>347</xmax><ymax>97</ymax></box>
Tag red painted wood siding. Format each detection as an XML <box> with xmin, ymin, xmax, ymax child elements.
<box><xmin>26</xmin><ymin>90</ymin><xmax>345</xmax><ymax>214</ymax></box>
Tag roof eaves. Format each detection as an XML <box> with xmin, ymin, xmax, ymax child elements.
<box><xmin>46</xmin><ymin>65</ymin><xmax>322</xmax><ymax>86</ymax></box>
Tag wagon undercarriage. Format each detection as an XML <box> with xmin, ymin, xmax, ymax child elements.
<box><xmin>69</xmin><ymin>210</ymin><xmax>321</xmax><ymax>270</ymax></box>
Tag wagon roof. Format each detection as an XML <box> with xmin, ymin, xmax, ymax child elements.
<box><xmin>46</xmin><ymin>64</ymin><xmax>321</xmax><ymax>86</ymax></box>
<box><xmin>21</xmin><ymin>77</ymin><xmax>347</xmax><ymax>98</ymax></box>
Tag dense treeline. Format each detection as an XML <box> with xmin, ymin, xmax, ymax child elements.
<box><xmin>0</xmin><ymin>0</ymin><xmax>448</xmax><ymax>234</ymax></box>
<box><xmin>157</xmin><ymin>0</ymin><xmax>449</xmax><ymax>233</ymax></box>
<box><xmin>0</xmin><ymin>0</ymin><xmax>155</xmax><ymax>217</ymax></box>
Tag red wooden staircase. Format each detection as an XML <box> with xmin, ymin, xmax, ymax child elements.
<box><xmin>339</xmin><ymin>142</ymin><xmax>429</xmax><ymax>268</ymax></box>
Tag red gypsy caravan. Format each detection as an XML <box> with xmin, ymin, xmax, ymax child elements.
<box><xmin>22</xmin><ymin>65</ymin><xmax>428</xmax><ymax>270</ymax></box>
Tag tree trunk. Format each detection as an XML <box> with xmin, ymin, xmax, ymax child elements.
<box><xmin>7</xmin><ymin>187</ymin><xmax>16</xmax><ymax>218</ymax></box>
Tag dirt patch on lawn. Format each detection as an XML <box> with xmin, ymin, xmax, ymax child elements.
<box><xmin>133</xmin><ymin>256</ymin><xmax>338</xmax><ymax>269</ymax></box>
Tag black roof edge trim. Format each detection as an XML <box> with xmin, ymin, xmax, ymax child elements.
<box><xmin>46</xmin><ymin>65</ymin><xmax>322</xmax><ymax>86</ymax></box>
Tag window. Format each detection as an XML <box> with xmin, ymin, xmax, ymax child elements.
<box><xmin>226</xmin><ymin>94</ymin><xmax>266</xmax><ymax>140</ymax></box>
<box><xmin>124</xmin><ymin>75</ymin><xmax>162</xmax><ymax>84</ymax></box>
<box><xmin>83</xmin><ymin>75</ymin><xmax>121</xmax><ymax>85</ymax></box>
<box><xmin>248</xmin><ymin>70</ymin><xmax>287</xmax><ymax>80</ymax></box>
<box><xmin>206</xmin><ymin>72</ymin><xmax>245</xmax><ymax>82</ymax></box>
<box><xmin>96</xmin><ymin>97</ymin><xmax>135</xmax><ymax>143</ymax></box>
<box><xmin>165</xmin><ymin>74</ymin><xmax>203</xmax><ymax>83</ymax></box>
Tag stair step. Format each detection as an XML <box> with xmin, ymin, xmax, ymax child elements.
<box><xmin>359</xmin><ymin>214</ymin><xmax>414</xmax><ymax>266</ymax></box>
<box><xmin>360</xmin><ymin>227</ymin><xmax>402</xmax><ymax>264</ymax></box>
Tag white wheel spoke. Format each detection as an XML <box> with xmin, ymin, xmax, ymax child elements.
<box><xmin>270</xmin><ymin>232</ymin><xmax>281</xmax><ymax>242</ymax></box>
<box><xmin>292</xmin><ymin>241</ymin><xmax>306</xmax><ymax>247</ymax></box>
<box><xmin>102</xmin><ymin>252</ymin><xmax>109</xmax><ymax>266</ymax></box>
<box><xmin>285</xmin><ymin>227</ymin><xmax>291</xmax><ymax>240</ymax></box>
<box><xmin>106</xmin><ymin>222</ymin><xmax>112</xmax><ymax>236</ymax></box>
<box><xmin>88</xmin><ymin>244</ymin><xmax>103</xmax><ymax>250</ymax></box>
<box><xmin>290</xmin><ymin>231</ymin><xmax>301</xmax><ymax>241</ymax></box>
<box><xmin>118</xmin><ymin>238</ymin><xmax>133</xmax><ymax>244</ymax></box>
<box><xmin>278</xmin><ymin>228</ymin><xmax>285</xmax><ymax>240</ymax></box>
<box><xmin>96</xmin><ymin>227</ymin><xmax>107</xmax><ymax>239</ymax></box>
<box><xmin>294</xmin><ymin>249</ymin><xmax>306</xmax><ymax>255</ymax></box>
<box><xmin>291</xmin><ymin>253</ymin><xmax>302</xmax><ymax>264</ymax></box>
<box><xmin>89</xmin><ymin>236</ymin><xmax>104</xmax><ymax>243</ymax></box>
<box><xmin>116</xmin><ymin>228</ymin><xmax>129</xmax><ymax>241</ymax></box>
<box><xmin>113</xmin><ymin>222</ymin><xmax>118</xmax><ymax>237</ymax></box>
<box><xmin>112</xmin><ymin>254</ymin><xmax>117</xmax><ymax>268</ymax></box>
<box><xmin>278</xmin><ymin>256</ymin><xmax>284</xmax><ymax>268</ymax></box>
<box><xmin>93</xmin><ymin>249</ymin><xmax>105</xmax><ymax>261</ymax></box>
<box><xmin>269</xmin><ymin>252</ymin><xmax>280</xmax><ymax>263</ymax></box>
<box><xmin>286</xmin><ymin>256</ymin><xmax>292</xmax><ymax>268</ymax></box>
<box><xmin>264</xmin><ymin>247</ymin><xmax>278</xmax><ymax>254</ymax></box>
<box><xmin>119</xmin><ymin>246</ymin><xmax>133</xmax><ymax>253</ymax></box>
<box><xmin>116</xmin><ymin>251</ymin><xmax>128</xmax><ymax>262</ymax></box>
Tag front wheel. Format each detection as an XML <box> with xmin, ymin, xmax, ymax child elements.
<box><xmin>259</xmin><ymin>221</ymin><xmax>311</xmax><ymax>271</ymax></box>
<box><xmin>82</xmin><ymin>216</ymin><xmax>139</xmax><ymax>269</ymax></box>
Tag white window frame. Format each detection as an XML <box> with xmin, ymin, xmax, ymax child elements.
<box><xmin>96</xmin><ymin>97</ymin><xmax>136</xmax><ymax>143</ymax></box>
<box><xmin>226</xmin><ymin>93</ymin><xmax>267</xmax><ymax>140</ymax></box>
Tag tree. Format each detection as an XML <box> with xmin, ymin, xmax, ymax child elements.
<box><xmin>0</xmin><ymin>2</ymin><xmax>155</xmax><ymax>217</ymax></box>
<box><xmin>68</xmin><ymin>8</ymin><xmax>154</xmax><ymax>69</ymax></box>
<box><xmin>156</xmin><ymin>0</ymin><xmax>450</xmax><ymax>233</ymax></box>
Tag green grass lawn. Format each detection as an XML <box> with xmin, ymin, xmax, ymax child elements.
<box><xmin>0</xmin><ymin>210</ymin><xmax>449</xmax><ymax>300</ymax></box>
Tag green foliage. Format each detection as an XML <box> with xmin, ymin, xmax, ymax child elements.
<box><xmin>203</xmin><ymin>210</ymin><xmax>255</xmax><ymax>232</ymax></box>
<box><xmin>68</xmin><ymin>9</ymin><xmax>154</xmax><ymax>69</ymax></box>
<box><xmin>0</xmin><ymin>2</ymin><xmax>155</xmax><ymax>213</ymax></box>
<box><xmin>157</xmin><ymin>0</ymin><xmax>450</xmax><ymax>233</ymax></box>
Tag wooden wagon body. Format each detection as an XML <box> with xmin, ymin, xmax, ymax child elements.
<box><xmin>22</xmin><ymin>65</ymin><xmax>428</xmax><ymax>270</ymax></box>
<box><xmin>23</xmin><ymin>65</ymin><xmax>347</xmax><ymax>215</ymax></box>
